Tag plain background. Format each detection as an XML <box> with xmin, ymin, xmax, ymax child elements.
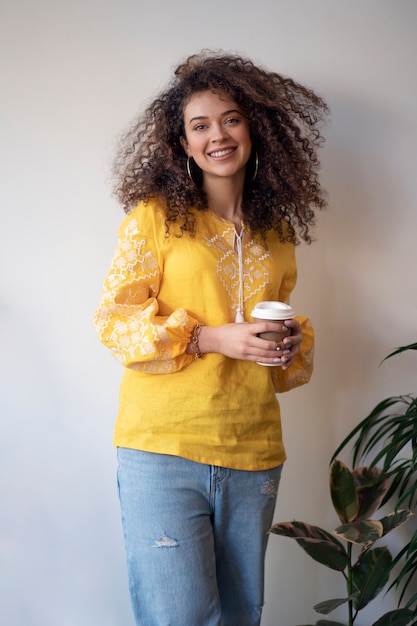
<box><xmin>1</xmin><ymin>1</ymin><xmax>416</xmax><ymax>624</ymax></box>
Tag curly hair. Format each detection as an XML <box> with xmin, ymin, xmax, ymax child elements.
<box><xmin>112</xmin><ymin>50</ymin><xmax>329</xmax><ymax>243</ymax></box>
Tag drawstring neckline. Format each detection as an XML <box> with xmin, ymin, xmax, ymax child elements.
<box><xmin>234</xmin><ymin>225</ymin><xmax>245</xmax><ymax>323</ymax></box>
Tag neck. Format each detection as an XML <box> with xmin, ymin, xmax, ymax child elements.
<box><xmin>203</xmin><ymin>172</ymin><xmax>245</xmax><ymax>229</ymax></box>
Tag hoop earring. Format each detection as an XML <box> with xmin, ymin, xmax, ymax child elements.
<box><xmin>251</xmin><ymin>151</ymin><xmax>259</xmax><ymax>182</ymax></box>
<box><xmin>186</xmin><ymin>157</ymin><xmax>196</xmax><ymax>184</ymax></box>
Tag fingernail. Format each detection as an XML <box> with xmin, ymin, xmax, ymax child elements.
<box><xmin>273</xmin><ymin>357</ymin><xmax>282</xmax><ymax>363</ymax></box>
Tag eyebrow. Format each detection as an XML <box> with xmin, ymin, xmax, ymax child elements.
<box><xmin>188</xmin><ymin>109</ymin><xmax>242</xmax><ymax>125</ymax></box>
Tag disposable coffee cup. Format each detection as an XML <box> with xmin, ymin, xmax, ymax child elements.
<box><xmin>251</xmin><ymin>301</ymin><xmax>295</xmax><ymax>366</ymax></box>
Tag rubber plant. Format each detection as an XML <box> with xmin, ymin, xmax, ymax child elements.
<box><xmin>270</xmin><ymin>458</ymin><xmax>413</xmax><ymax>625</ymax></box>
<box><xmin>331</xmin><ymin>342</ymin><xmax>417</xmax><ymax>620</ymax></box>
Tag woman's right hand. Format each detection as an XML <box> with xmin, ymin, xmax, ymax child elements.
<box><xmin>194</xmin><ymin>322</ymin><xmax>289</xmax><ymax>365</ymax></box>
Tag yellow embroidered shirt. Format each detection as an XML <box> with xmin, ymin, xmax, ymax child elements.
<box><xmin>94</xmin><ymin>199</ymin><xmax>314</xmax><ymax>470</ymax></box>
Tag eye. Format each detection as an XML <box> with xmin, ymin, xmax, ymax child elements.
<box><xmin>225</xmin><ymin>117</ymin><xmax>240</xmax><ymax>125</ymax></box>
<box><xmin>193</xmin><ymin>123</ymin><xmax>206</xmax><ymax>131</ymax></box>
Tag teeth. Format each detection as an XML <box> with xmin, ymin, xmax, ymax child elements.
<box><xmin>210</xmin><ymin>148</ymin><xmax>234</xmax><ymax>157</ymax></box>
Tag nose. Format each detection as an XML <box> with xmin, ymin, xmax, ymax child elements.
<box><xmin>210</xmin><ymin>123</ymin><xmax>228</xmax><ymax>142</ymax></box>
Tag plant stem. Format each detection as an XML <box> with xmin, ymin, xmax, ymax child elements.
<box><xmin>347</xmin><ymin>542</ymin><xmax>354</xmax><ymax>626</ymax></box>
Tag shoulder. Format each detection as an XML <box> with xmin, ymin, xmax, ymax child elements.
<box><xmin>118</xmin><ymin>198</ymin><xmax>167</xmax><ymax>236</ymax></box>
<box><xmin>128</xmin><ymin>197</ymin><xmax>167</xmax><ymax>223</ymax></box>
<box><xmin>265</xmin><ymin>228</ymin><xmax>297</xmax><ymax>264</ymax></box>
<box><xmin>264</xmin><ymin>224</ymin><xmax>296</xmax><ymax>249</ymax></box>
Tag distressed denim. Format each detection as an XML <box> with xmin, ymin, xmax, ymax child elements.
<box><xmin>117</xmin><ymin>447</ymin><xmax>282</xmax><ymax>626</ymax></box>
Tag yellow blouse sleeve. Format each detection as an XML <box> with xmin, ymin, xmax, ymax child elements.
<box><xmin>94</xmin><ymin>209</ymin><xmax>198</xmax><ymax>373</ymax></box>
<box><xmin>271</xmin><ymin>316</ymin><xmax>314</xmax><ymax>393</ymax></box>
<box><xmin>271</xmin><ymin>242</ymin><xmax>314</xmax><ymax>392</ymax></box>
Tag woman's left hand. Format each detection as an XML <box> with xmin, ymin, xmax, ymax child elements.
<box><xmin>280</xmin><ymin>318</ymin><xmax>302</xmax><ymax>370</ymax></box>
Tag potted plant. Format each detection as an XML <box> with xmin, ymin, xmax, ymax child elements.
<box><xmin>270</xmin><ymin>458</ymin><xmax>413</xmax><ymax>625</ymax></box>
<box><xmin>331</xmin><ymin>342</ymin><xmax>417</xmax><ymax>618</ymax></box>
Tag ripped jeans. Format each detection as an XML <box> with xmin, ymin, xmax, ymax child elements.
<box><xmin>117</xmin><ymin>448</ymin><xmax>283</xmax><ymax>626</ymax></box>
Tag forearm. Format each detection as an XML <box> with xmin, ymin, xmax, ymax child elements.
<box><xmin>186</xmin><ymin>321</ymin><xmax>296</xmax><ymax>365</ymax></box>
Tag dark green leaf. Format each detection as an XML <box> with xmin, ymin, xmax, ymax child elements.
<box><xmin>270</xmin><ymin>520</ymin><xmax>348</xmax><ymax>571</ymax></box>
<box><xmin>334</xmin><ymin>519</ymin><xmax>383</xmax><ymax>545</ymax></box>
<box><xmin>353</xmin><ymin>400</ymin><xmax>415</xmax><ymax>471</ymax></box>
<box><xmin>296</xmin><ymin>537</ymin><xmax>349</xmax><ymax>571</ymax></box>
<box><xmin>270</xmin><ymin>521</ymin><xmax>346</xmax><ymax>548</ymax></box>
<box><xmin>331</xmin><ymin>397</ymin><xmax>405</xmax><ymax>467</ymax></box>
<box><xmin>407</xmin><ymin>528</ymin><xmax>417</xmax><ymax>555</ymax></box>
<box><xmin>380</xmin><ymin>342</ymin><xmax>417</xmax><ymax>364</ymax></box>
<box><xmin>293</xmin><ymin>622</ymin><xmax>348</xmax><ymax>626</ymax></box>
<box><xmin>379</xmin><ymin>510</ymin><xmax>413</xmax><ymax>537</ymax></box>
<box><xmin>393</xmin><ymin>545</ymin><xmax>417</xmax><ymax>604</ymax></box>
<box><xmin>352</xmin><ymin>546</ymin><xmax>392</xmax><ymax>609</ymax></box>
<box><xmin>359</xmin><ymin>413</ymin><xmax>408</xmax><ymax>464</ymax></box>
<box><xmin>352</xmin><ymin>466</ymin><xmax>388</xmax><ymax>519</ymax></box>
<box><xmin>313</xmin><ymin>596</ymin><xmax>351</xmax><ymax>614</ymax></box>
<box><xmin>404</xmin><ymin>592</ymin><xmax>417</xmax><ymax>611</ymax></box>
<box><xmin>396</xmin><ymin>480</ymin><xmax>417</xmax><ymax>510</ymax></box>
<box><xmin>330</xmin><ymin>459</ymin><xmax>359</xmax><ymax>522</ymax></box>
<box><xmin>372</xmin><ymin>608</ymin><xmax>414</xmax><ymax>625</ymax></box>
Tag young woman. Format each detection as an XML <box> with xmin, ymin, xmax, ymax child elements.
<box><xmin>95</xmin><ymin>51</ymin><xmax>328</xmax><ymax>626</ymax></box>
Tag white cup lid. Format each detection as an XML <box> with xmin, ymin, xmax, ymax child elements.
<box><xmin>251</xmin><ymin>301</ymin><xmax>295</xmax><ymax>320</ymax></box>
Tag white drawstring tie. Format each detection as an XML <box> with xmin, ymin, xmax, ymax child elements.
<box><xmin>234</xmin><ymin>226</ymin><xmax>245</xmax><ymax>323</ymax></box>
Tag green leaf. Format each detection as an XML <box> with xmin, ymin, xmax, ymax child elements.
<box><xmin>296</xmin><ymin>537</ymin><xmax>349</xmax><ymax>571</ymax></box>
<box><xmin>334</xmin><ymin>519</ymin><xmax>383</xmax><ymax>545</ymax></box>
<box><xmin>380</xmin><ymin>342</ymin><xmax>417</xmax><ymax>364</ymax></box>
<box><xmin>270</xmin><ymin>521</ymin><xmax>348</xmax><ymax>571</ymax></box>
<box><xmin>313</xmin><ymin>596</ymin><xmax>352</xmax><ymax>615</ymax></box>
<box><xmin>407</xmin><ymin>527</ymin><xmax>417</xmax><ymax>556</ymax></box>
<box><xmin>404</xmin><ymin>592</ymin><xmax>417</xmax><ymax>611</ymax></box>
<box><xmin>293</xmin><ymin>622</ymin><xmax>347</xmax><ymax>626</ymax></box>
<box><xmin>269</xmin><ymin>521</ymin><xmax>346</xmax><ymax>548</ymax></box>
<box><xmin>330</xmin><ymin>397</ymin><xmax>403</xmax><ymax>467</ymax></box>
<box><xmin>393</xmin><ymin>544</ymin><xmax>417</xmax><ymax>605</ymax></box>
<box><xmin>352</xmin><ymin>546</ymin><xmax>392</xmax><ymax>610</ymax></box>
<box><xmin>334</xmin><ymin>396</ymin><xmax>417</xmax><ymax>478</ymax></box>
<box><xmin>330</xmin><ymin>459</ymin><xmax>359</xmax><ymax>522</ymax></box>
<box><xmin>395</xmin><ymin>479</ymin><xmax>417</xmax><ymax>510</ymax></box>
<box><xmin>389</xmin><ymin>557</ymin><xmax>417</xmax><ymax>607</ymax></box>
<box><xmin>372</xmin><ymin>608</ymin><xmax>414</xmax><ymax>625</ymax></box>
<box><xmin>379</xmin><ymin>509</ymin><xmax>413</xmax><ymax>537</ymax></box>
<box><xmin>352</xmin><ymin>466</ymin><xmax>388</xmax><ymax>519</ymax></box>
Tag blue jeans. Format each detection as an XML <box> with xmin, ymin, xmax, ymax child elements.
<box><xmin>117</xmin><ymin>448</ymin><xmax>282</xmax><ymax>626</ymax></box>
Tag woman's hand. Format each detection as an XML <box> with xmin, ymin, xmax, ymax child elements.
<box><xmin>279</xmin><ymin>318</ymin><xmax>302</xmax><ymax>370</ymax></box>
<box><xmin>191</xmin><ymin>320</ymin><xmax>302</xmax><ymax>367</ymax></box>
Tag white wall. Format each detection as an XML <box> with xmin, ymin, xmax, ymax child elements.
<box><xmin>1</xmin><ymin>1</ymin><xmax>416</xmax><ymax>624</ymax></box>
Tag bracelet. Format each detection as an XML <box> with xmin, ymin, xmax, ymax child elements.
<box><xmin>191</xmin><ymin>323</ymin><xmax>204</xmax><ymax>360</ymax></box>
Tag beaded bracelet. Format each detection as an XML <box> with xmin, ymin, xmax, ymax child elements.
<box><xmin>191</xmin><ymin>323</ymin><xmax>203</xmax><ymax>360</ymax></box>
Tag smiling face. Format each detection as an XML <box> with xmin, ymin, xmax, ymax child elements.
<box><xmin>180</xmin><ymin>90</ymin><xmax>252</xmax><ymax>186</ymax></box>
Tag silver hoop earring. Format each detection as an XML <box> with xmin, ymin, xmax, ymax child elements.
<box><xmin>251</xmin><ymin>151</ymin><xmax>259</xmax><ymax>182</ymax></box>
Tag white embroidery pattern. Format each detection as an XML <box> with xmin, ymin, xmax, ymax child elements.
<box><xmin>94</xmin><ymin>219</ymin><xmax>191</xmax><ymax>370</ymax></box>
<box><xmin>205</xmin><ymin>230</ymin><xmax>272</xmax><ymax>320</ymax></box>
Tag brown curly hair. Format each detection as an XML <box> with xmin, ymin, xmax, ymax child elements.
<box><xmin>112</xmin><ymin>50</ymin><xmax>329</xmax><ymax>243</ymax></box>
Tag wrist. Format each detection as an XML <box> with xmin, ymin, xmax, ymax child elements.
<box><xmin>189</xmin><ymin>323</ymin><xmax>204</xmax><ymax>359</ymax></box>
<box><xmin>186</xmin><ymin>325</ymin><xmax>223</xmax><ymax>358</ymax></box>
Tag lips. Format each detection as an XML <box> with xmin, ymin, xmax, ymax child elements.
<box><xmin>208</xmin><ymin>147</ymin><xmax>236</xmax><ymax>158</ymax></box>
